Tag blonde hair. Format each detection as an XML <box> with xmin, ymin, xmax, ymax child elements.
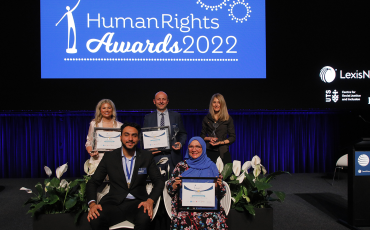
<box><xmin>94</xmin><ymin>99</ymin><xmax>118</xmax><ymax>126</ymax></box>
<box><xmin>208</xmin><ymin>93</ymin><xmax>229</xmax><ymax>121</ymax></box>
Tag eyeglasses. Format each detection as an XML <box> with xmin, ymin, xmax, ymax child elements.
<box><xmin>188</xmin><ymin>145</ymin><xmax>202</xmax><ymax>150</ymax></box>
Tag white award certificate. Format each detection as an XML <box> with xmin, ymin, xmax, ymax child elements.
<box><xmin>181</xmin><ymin>182</ymin><xmax>215</xmax><ymax>207</ymax></box>
<box><xmin>142</xmin><ymin>130</ymin><xmax>169</xmax><ymax>149</ymax></box>
<box><xmin>95</xmin><ymin>131</ymin><xmax>121</xmax><ymax>149</ymax></box>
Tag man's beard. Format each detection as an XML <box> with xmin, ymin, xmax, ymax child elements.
<box><xmin>121</xmin><ymin>141</ymin><xmax>136</xmax><ymax>150</ymax></box>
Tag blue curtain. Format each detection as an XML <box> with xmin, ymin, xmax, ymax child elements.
<box><xmin>0</xmin><ymin>110</ymin><xmax>339</xmax><ymax>178</ymax></box>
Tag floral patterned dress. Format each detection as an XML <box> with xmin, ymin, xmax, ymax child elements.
<box><xmin>167</xmin><ymin>161</ymin><xmax>228</xmax><ymax>230</ymax></box>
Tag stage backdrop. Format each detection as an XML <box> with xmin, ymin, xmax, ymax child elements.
<box><xmin>0</xmin><ymin>110</ymin><xmax>340</xmax><ymax>178</ymax></box>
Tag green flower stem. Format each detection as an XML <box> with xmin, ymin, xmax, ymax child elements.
<box><xmin>63</xmin><ymin>189</ymin><xmax>69</xmax><ymax>211</ymax></box>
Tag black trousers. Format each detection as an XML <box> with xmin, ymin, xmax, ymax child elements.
<box><xmin>90</xmin><ymin>199</ymin><xmax>151</xmax><ymax>230</ymax></box>
<box><xmin>207</xmin><ymin>149</ymin><xmax>232</xmax><ymax>165</ymax></box>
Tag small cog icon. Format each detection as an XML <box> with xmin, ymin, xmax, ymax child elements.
<box><xmin>228</xmin><ymin>0</ymin><xmax>251</xmax><ymax>23</ymax></box>
<box><xmin>196</xmin><ymin>0</ymin><xmax>229</xmax><ymax>11</ymax></box>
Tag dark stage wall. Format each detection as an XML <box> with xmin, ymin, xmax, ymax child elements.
<box><xmin>0</xmin><ymin>110</ymin><xmax>343</xmax><ymax>178</ymax></box>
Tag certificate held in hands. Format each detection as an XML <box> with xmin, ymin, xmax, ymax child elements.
<box><xmin>141</xmin><ymin>126</ymin><xmax>171</xmax><ymax>151</ymax></box>
<box><xmin>92</xmin><ymin>127</ymin><xmax>121</xmax><ymax>152</ymax></box>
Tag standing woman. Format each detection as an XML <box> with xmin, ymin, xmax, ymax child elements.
<box><xmin>200</xmin><ymin>93</ymin><xmax>236</xmax><ymax>164</ymax></box>
<box><xmin>86</xmin><ymin>99</ymin><xmax>123</xmax><ymax>167</ymax></box>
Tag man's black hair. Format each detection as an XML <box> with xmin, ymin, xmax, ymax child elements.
<box><xmin>120</xmin><ymin>122</ymin><xmax>141</xmax><ymax>135</ymax></box>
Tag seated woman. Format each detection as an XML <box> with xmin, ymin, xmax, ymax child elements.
<box><xmin>167</xmin><ymin>136</ymin><xmax>228</xmax><ymax>230</ymax></box>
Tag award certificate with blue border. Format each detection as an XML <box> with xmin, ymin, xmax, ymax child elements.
<box><xmin>179</xmin><ymin>177</ymin><xmax>219</xmax><ymax>212</ymax></box>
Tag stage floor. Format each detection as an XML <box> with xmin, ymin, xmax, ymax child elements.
<box><xmin>0</xmin><ymin>173</ymin><xmax>369</xmax><ymax>230</ymax></box>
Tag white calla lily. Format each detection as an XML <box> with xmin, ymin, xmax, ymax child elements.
<box><xmin>231</xmin><ymin>197</ymin><xmax>235</xmax><ymax>202</ymax></box>
<box><xmin>56</xmin><ymin>163</ymin><xmax>68</xmax><ymax>179</ymax></box>
<box><xmin>237</xmin><ymin>173</ymin><xmax>246</xmax><ymax>184</ymax></box>
<box><xmin>232</xmin><ymin>160</ymin><xmax>241</xmax><ymax>176</ymax></box>
<box><xmin>253</xmin><ymin>165</ymin><xmax>261</xmax><ymax>178</ymax></box>
<box><xmin>44</xmin><ymin>166</ymin><xmax>52</xmax><ymax>177</ymax></box>
<box><xmin>216</xmin><ymin>157</ymin><xmax>224</xmax><ymax>173</ymax></box>
<box><xmin>59</xmin><ymin>179</ymin><xmax>68</xmax><ymax>188</ymax></box>
<box><xmin>20</xmin><ymin>187</ymin><xmax>32</xmax><ymax>193</ymax></box>
<box><xmin>242</xmin><ymin>161</ymin><xmax>252</xmax><ymax>173</ymax></box>
<box><xmin>157</xmin><ymin>157</ymin><xmax>169</xmax><ymax>165</ymax></box>
<box><xmin>251</xmin><ymin>155</ymin><xmax>261</xmax><ymax>168</ymax></box>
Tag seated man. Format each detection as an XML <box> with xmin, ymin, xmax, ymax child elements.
<box><xmin>86</xmin><ymin>122</ymin><xmax>164</xmax><ymax>230</ymax></box>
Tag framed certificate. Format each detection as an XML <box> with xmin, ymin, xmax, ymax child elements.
<box><xmin>178</xmin><ymin>177</ymin><xmax>220</xmax><ymax>212</ymax></box>
<box><xmin>141</xmin><ymin>126</ymin><xmax>171</xmax><ymax>151</ymax></box>
<box><xmin>92</xmin><ymin>127</ymin><xmax>121</xmax><ymax>152</ymax></box>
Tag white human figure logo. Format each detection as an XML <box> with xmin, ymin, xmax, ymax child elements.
<box><xmin>56</xmin><ymin>0</ymin><xmax>81</xmax><ymax>54</ymax></box>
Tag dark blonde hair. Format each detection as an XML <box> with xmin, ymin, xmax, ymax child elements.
<box><xmin>208</xmin><ymin>93</ymin><xmax>229</xmax><ymax>121</ymax></box>
<box><xmin>94</xmin><ymin>99</ymin><xmax>118</xmax><ymax>126</ymax></box>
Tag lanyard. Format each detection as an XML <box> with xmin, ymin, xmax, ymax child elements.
<box><xmin>123</xmin><ymin>155</ymin><xmax>135</xmax><ymax>182</ymax></box>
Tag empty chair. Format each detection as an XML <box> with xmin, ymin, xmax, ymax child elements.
<box><xmin>332</xmin><ymin>154</ymin><xmax>348</xmax><ymax>185</ymax></box>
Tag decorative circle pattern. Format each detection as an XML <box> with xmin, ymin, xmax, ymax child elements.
<box><xmin>228</xmin><ymin>0</ymin><xmax>252</xmax><ymax>23</ymax></box>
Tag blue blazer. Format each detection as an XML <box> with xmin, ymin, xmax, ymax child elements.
<box><xmin>143</xmin><ymin>110</ymin><xmax>187</xmax><ymax>168</ymax></box>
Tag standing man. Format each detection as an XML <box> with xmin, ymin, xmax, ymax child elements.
<box><xmin>86</xmin><ymin>122</ymin><xmax>164</xmax><ymax>230</ymax></box>
<box><xmin>143</xmin><ymin>91</ymin><xmax>187</xmax><ymax>176</ymax></box>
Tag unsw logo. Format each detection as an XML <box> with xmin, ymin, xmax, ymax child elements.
<box><xmin>325</xmin><ymin>90</ymin><xmax>339</xmax><ymax>103</ymax></box>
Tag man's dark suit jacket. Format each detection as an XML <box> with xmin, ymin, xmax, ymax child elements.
<box><xmin>143</xmin><ymin>110</ymin><xmax>187</xmax><ymax>168</ymax></box>
<box><xmin>86</xmin><ymin>148</ymin><xmax>164</xmax><ymax>205</ymax></box>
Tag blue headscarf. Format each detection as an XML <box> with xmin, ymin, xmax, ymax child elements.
<box><xmin>181</xmin><ymin>136</ymin><xmax>219</xmax><ymax>177</ymax></box>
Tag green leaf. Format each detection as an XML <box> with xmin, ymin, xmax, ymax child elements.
<box><xmin>35</xmin><ymin>183</ymin><xmax>43</xmax><ymax>197</ymax></box>
<box><xmin>27</xmin><ymin>201</ymin><xmax>46</xmax><ymax>216</ymax></box>
<box><xmin>234</xmin><ymin>188</ymin><xmax>243</xmax><ymax>203</ymax></box>
<box><xmin>49</xmin><ymin>194</ymin><xmax>59</xmax><ymax>205</ymax></box>
<box><xmin>255</xmin><ymin>181</ymin><xmax>272</xmax><ymax>191</ymax></box>
<box><xmin>50</xmin><ymin>177</ymin><xmax>60</xmax><ymax>188</ymax></box>
<box><xmin>221</xmin><ymin>163</ymin><xmax>233</xmax><ymax>179</ymax></box>
<box><xmin>273</xmin><ymin>191</ymin><xmax>286</xmax><ymax>202</ymax></box>
<box><xmin>265</xmin><ymin>171</ymin><xmax>290</xmax><ymax>183</ymax></box>
<box><xmin>234</xmin><ymin>205</ymin><xmax>244</xmax><ymax>212</ymax></box>
<box><xmin>65</xmin><ymin>197</ymin><xmax>77</xmax><ymax>210</ymax></box>
<box><xmin>244</xmin><ymin>204</ymin><xmax>255</xmax><ymax>215</ymax></box>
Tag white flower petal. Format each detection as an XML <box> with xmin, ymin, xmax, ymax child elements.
<box><xmin>160</xmin><ymin>170</ymin><xmax>166</xmax><ymax>175</ymax></box>
<box><xmin>44</xmin><ymin>166</ymin><xmax>52</xmax><ymax>177</ymax></box>
<box><xmin>242</xmin><ymin>161</ymin><xmax>252</xmax><ymax>173</ymax></box>
<box><xmin>56</xmin><ymin>163</ymin><xmax>68</xmax><ymax>179</ymax></box>
<box><xmin>20</xmin><ymin>187</ymin><xmax>32</xmax><ymax>193</ymax></box>
<box><xmin>237</xmin><ymin>173</ymin><xmax>246</xmax><ymax>183</ymax></box>
<box><xmin>216</xmin><ymin>157</ymin><xmax>224</xmax><ymax>173</ymax></box>
<box><xmin>232</xmin><ymin>160</ymin><xmax>241</xmax><ymax>176</ymax></box>
<box><xmin>157</xmin><ymin>157</ymin><xmax>169</xmax><ymax>165</ymax></box>
<box><xmin>251</xmin><ymin>155</ymin><xmax>261</xmax><ymax>168</ymax></box>
<box><xmin>60</xmin><ymin>179</ymin><xmax>68</xmax><ymax>188</ymax></box>
<box><xmin>231</xmin><ymin>197</ymin><xmax>235</xmax><ymax>202</ymax></box>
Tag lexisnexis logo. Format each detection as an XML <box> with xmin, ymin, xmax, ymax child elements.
<box><xmin>320</xmin><ymin>66</ymin><xmax>370</xmax><ymax>83</ymax></box>
<box><xmin>320</xmin><ymin>66</ymin><xmax>336</xmax><ymax>83</ymax></box>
